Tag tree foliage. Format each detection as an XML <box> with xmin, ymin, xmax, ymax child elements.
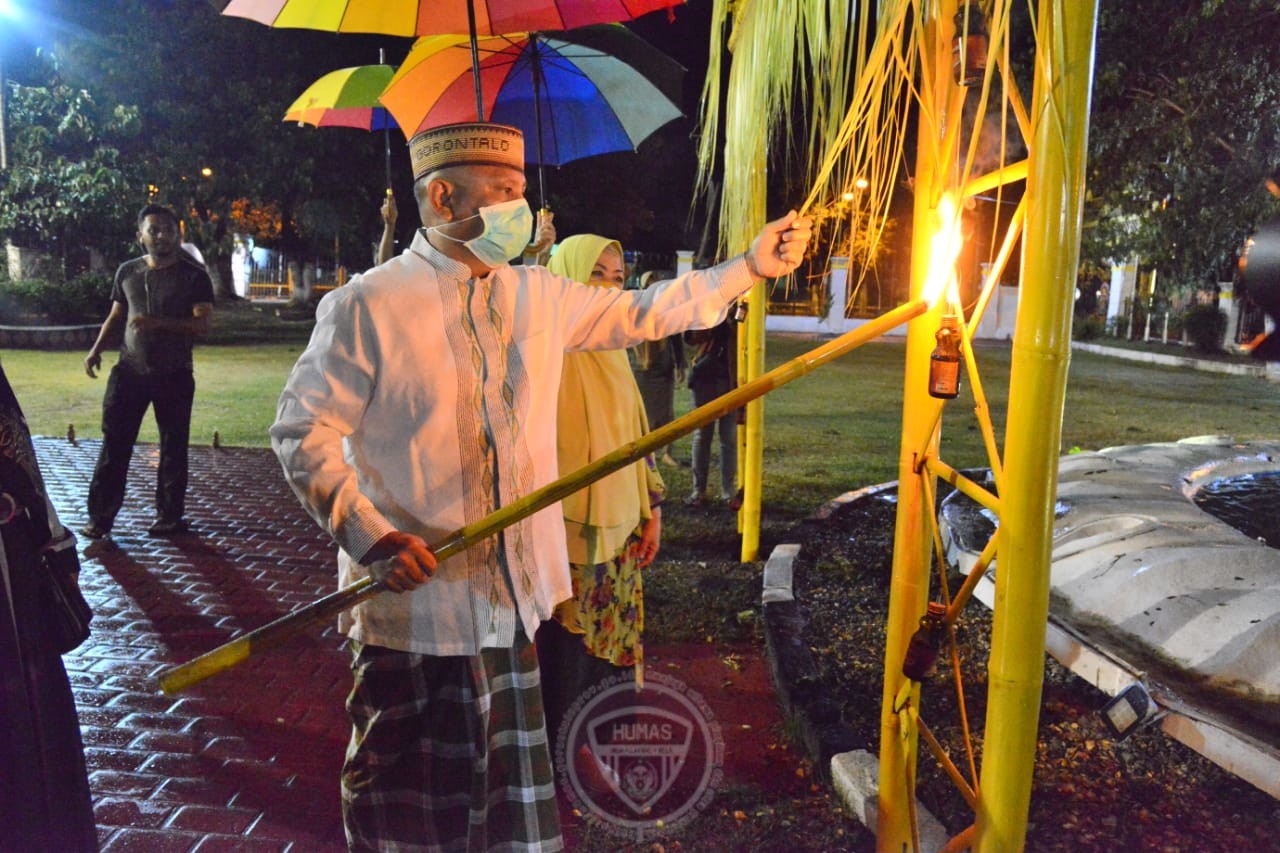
<box><xmin>47</xmin><ymin>0</ymin><xmax>394</xmax><ymax>296</ymax></box>
<box><xmin>1084</xmin><ymin>0</ymin><xmax>1280</xmax><ymax>298</ymax></box>
<box><xmin>0</xmin><ymin>59</ymin><xmax>140</xmax><ymax>271</ymax></box>
<box><xmin>3</xmin><ymin>0</ymin><xmax>708</xmax><ymax>296</ymax></box>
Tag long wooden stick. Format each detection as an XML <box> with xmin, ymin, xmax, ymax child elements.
<box><xmin>156</xmin><ymin>299</ymin><xmax>928</xmax><ymax>694</ymax></box>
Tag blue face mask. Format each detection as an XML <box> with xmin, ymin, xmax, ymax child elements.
<box><xmin>431</xmin><ymin>198</ymin><xmax>533</xmax><ymax>267</ymax></box>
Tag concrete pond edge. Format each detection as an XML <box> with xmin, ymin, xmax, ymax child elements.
<box><xmin>760</xmin><ymin>480</ymin><xmax>949</xmax><ymax>850</ymax></box>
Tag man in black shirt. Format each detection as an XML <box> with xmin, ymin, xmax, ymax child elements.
<box><xmin>80</xmin><ymin>204</ymin><xmax>214</xmax><ymax>538</ymax></box>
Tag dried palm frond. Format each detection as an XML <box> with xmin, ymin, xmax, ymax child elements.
<box><xmin>698</xmin><ymin>0</ymin><xmax>1027</xmax><ymax>311</ymax></box>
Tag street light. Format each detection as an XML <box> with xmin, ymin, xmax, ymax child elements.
<box><xmin>0</xmin><ymin>2</ymin><xmax>14</xmax><ymax>170</ymax></box>
<box><xmin>0</xmin><ymin>0</ymin><xmax>31</xmax><ymax>171</ymax></box>
<box><xmin>840</xmin><ymin>178</ymin><xmax>872</xmax><ymax>313</ymax></box>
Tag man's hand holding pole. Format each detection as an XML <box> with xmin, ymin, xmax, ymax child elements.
<box><xmin>363</xmin><ymin>530</ymin><xmax>437</xmax><ymax>593</ymax></box>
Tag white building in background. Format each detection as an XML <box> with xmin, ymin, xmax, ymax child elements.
<box><xmin>1106</xmin><ymin>260</ymin><xmax>1138</xmax><ymax>331</ymax></box>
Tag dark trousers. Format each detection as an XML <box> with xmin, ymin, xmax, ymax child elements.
<box><xmin>87</xmin><ymin>364</ymin><xmax>195</xmax><ymax>529</ymax></box>
<box><xmin>535</xmin><ymin>618</ymin><xmax>633</xmax><ymax>753</ymax></box>
<box><xmin>690</xmin><ymin>374</ymin><xmax>738</xmax><ymax>498</ymax></box>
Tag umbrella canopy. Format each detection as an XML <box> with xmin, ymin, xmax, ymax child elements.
<box><xmin>284</xmin><ymin>62</ymin><xmax>399</xmax><ymax>188</ymax></box>
<box><xmin>284</xmin><ymin>64</ymin><xmax>398</xmax><ymax>131</ymax></box>
<box><xmin>216</xmin><ymin>0</ymin><xmax>686</xmax><ymax>38</ymax></box>
<box><xmin>381</xmin><ymin>26</ymin><xmax>684</xmax><ymax>175</ymax></box>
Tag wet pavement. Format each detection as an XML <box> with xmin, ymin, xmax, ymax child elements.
<box><xmin>38</xmin><ymin>437</ymin><xmax>789</xmax><ymax>852</ymax></box>
<box><xmin>42</xmin><ymin>437</ymin><xmax>349</xmax><ymax>851</ymax></box>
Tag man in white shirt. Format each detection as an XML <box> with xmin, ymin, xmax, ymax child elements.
<box><xmin>270</xmin><ymin>121</ymin><xmax>811</xmax><ymax>851</ymax></box>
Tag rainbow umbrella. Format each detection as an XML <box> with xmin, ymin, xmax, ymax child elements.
<box><xmin>380</xmin><ymin>25</ymin><xmax>684</xmax><ymax>205</ymax></box>
<box><xmin>216</xmin><ymin>0</ymin><xmax>685</xmax><ymax>119</ymax></box>
<box><xmin>217</xmin><ymin>0</ymin><xmax>685</xmax><ymax>38</ymax></box>
<box><xmin>284</xmin><ymin>64</ymin><xmax>397</xmax><ymax>131</ymax></box>
<box><xmin>284</xmin><ymin>62</ymin><xmax>398</xmax><ymax>187</ymax></box>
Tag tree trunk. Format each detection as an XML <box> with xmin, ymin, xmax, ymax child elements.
<box><xmin>288</xmin><ymin>261</ymin><xmax>308</xmax><ymax>305</ymax></box>
<box><xmin>201</xmin><ymin>246</ymin><xmax>237</xmax><ymax>301</ymax></box>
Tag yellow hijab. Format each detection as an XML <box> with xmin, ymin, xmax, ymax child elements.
<box><xmin>550</xmin><ymin>235</ymin><xmax>659</xmax><ymax>564</ymax></box>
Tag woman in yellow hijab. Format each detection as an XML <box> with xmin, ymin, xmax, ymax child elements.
<box><xmin>535</xmin><ymin>234</ymin><xmax>666</xmax><ymax>746</ymax></box>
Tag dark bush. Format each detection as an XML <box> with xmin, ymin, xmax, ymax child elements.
<box><xmin>1183</xmin><ymin>303</ymin><xmax>1227</xmax><ymax>354</ymax></box>
<box><xmin>1072</xmin><ymin>314</ymin><xmax>1105</xmax><ymax>341</ymax></box>
<box><xmin>0</xmin><ymin>272</ymin><xmax>113</xmax><ymax>323</ymax></box>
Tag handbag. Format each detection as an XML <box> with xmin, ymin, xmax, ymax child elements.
<box><xmin>685</xmin><ymin>348</ymin><xmax>714</xmax><ymax>387</ymax></box>
<box><xmin>41</xmin><ymin>541</ymin><xmax>93</xmax><ymax>654</ymax></box>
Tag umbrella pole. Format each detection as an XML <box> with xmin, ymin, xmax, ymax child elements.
<box><xmin>532</xmin><ymin>37</ymin><xmax>547</xmax><ymax>209</ymax></box>
<box><xmin>380</xmin><ymin>48</ymin><xmax>391</xmax><ymax>189</ymax></box>
<box><xmin>467</xmin><ymin>0</ymin><xmax>485</xmax><ymax>120</ymax></box>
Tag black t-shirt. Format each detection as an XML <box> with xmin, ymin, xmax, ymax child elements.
<box><xmin>111</xmin><ymin>256</ymin><xmax>215</xmax><ymax>374</ymax></box>
<box><xmin>684</xmin><ymin>319</ymin><xmax>735</xmax><ymax>388</ymax></box>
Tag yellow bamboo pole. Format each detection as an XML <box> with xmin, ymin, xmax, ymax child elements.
<box><xmin>741</xmin><ymin>275</ymin><xmax>766</xmax><ymax>559</ymax></box>
<box><xmin>877</xmin><ymin>3</ymin><xmax>956</xmax><ymax>848</ymax></box>
<box><xmin>156</xmin><ymin>299</ymin><xmax>929</xmax><ymax>696</ymax></box>
<box><xmin>739</xmin><ymin>139</ymin><xmax>768</xmax><ymax>560</ymax></box>
<box><xmin>976</xmin><ymin>1</ymin><xmax>1098</xmax><ymax>849</ymax></box>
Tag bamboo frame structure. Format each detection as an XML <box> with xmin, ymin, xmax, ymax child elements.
<box><xmin>687</xmin><ymin>0</ymin><xmax>1098</xmax><ymax>847</ymax></box>
<box><xmin>976</xmin><ymin>4</ymin><xmax>1098</xmax><ymax>848</ymax></box>
<box><xmin>876</xmin><ymin>1</ymin><xmax>1099</xmax><ymax>849</ymax></box>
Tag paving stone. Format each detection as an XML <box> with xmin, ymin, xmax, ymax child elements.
<box><xmin>84</xmin><ymin>747</ymin><xmax>148</xmax><ymax>773</ymax></box>
<box><xmin>164</xmin><ymin>805</ymin><xmax>259</xmax><ymax>835</ymax></box>
<box><xmin>128</xmin><ymin>730</ymin><xmax>204</xmax><ymax>756</ymax></box>
<box><xmin>137</xmin><ymin>752</ymin><xmax>220</xmax><ymax>779</ymax></box>
<box><xmin>118</xmin><ymin>711</ymin><xmax>191</xmax><ymax>732</ymax></box>
<box><xmin>81</xmin><ymin>726</ymin><xmax>140</xmax><ymax>749</ymax></box>
<box><xmin>88</xmin><ymin>770</ymin><xmax>164</xmax><ymax>799</ymax></box>
<box><xmin>94</xmin><ymin>797</ymin><xmax>175</xmax><ymax>830</ymax></box>
<box><xmin>100</xmin><ymin>826</ymin><xmax>203</xmax><ymax>852</ymax></box>
<box><xmin>191</xmin><ymin>836</ymin><xmax>292</xmax><ymax>852</ymax></box>
<box><xmin>153</xmin><ymin>775</ymin><xmax>239</xmax><ymax>807</ymax></box>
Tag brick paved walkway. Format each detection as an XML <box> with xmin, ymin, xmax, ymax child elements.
<box><xmin>42</xmin><ymin>437</ymin><xmax>349</xmax><ymax>851</ymax></box>
<box><xmin>39</xmin><ymin>437</ymin><xmax>794</xmax><ymax>852</ymax></box>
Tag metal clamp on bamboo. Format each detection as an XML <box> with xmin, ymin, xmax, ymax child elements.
<box><xmin>155</xmin><ymin>298</ymin><xmax>930</xmax><ymax>695</ymax></box>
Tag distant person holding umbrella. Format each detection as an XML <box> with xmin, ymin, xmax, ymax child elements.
<box><xmin>270</xmin><ymin>121</ymin><xmax>811</xmax><ymax>851</ymax></box>
<box><xmin>374</xmin><ymin>190</ymin><xmax>398</xmax><ymax>266</ymax></box>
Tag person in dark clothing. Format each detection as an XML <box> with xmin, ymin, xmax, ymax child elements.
<box><xmin>0</xmin><ymin>362</ymin><xmax>98</xmax><ymax>852</ymax></box>
<box><xmin>628</xmin><ymin>269</ymin><xmax>687</xmax><ymax>467</ymax></box>
<box><xmin>81</xmin><ymin>204</ymin><xmax>214</xmax><ymax>539</ymax></box>
<box><xmin>684</xmin><ymin>315</ymin><xmax>740</xmax><ymax>508</ymax></box>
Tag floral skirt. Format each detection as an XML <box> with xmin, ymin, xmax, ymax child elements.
<box><xmin>552</xmin><ymin>534</ymin><xmax>644</xmax><ymax>679</ymax></box>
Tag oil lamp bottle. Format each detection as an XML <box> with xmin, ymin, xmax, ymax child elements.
<box><xmin>952</xmin><ymin>3</ymin><xmax>989</xmax><ymax>87</ymax></box>
<box><xmin>902</xmin><ymin>601</ymin><xmax>949</xmax><ymax>681</ymax></box>
<box><xmin>928</xmin><ymin>313</ymin><xmax>962</xmax><ymax>399</ymax></box>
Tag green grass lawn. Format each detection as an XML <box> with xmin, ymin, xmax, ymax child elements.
<box><xmin>1</xmin><ymin>300</ymin><xmax>316</xmax><ymax>448</ymax></box>
<box><xmin>4</xmin><ymin>305</ymin><xmax>1279</xmax><ymax>521</ymax></box>
<box><xmin>670</xmin><ymin>336</ymin><xmax>1280</xmax><ymax>515</ymax></box>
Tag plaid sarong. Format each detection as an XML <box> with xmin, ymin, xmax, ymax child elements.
<box><xmin>342</xmin><ymin>633</ymin><xmax>563</xmax><ymax>852</ymax></box>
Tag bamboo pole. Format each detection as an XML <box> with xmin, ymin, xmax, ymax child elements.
<box><xmin>976</xmin><ymin>2</ymin><xmax>1099</xmax><ymax>849</ymax></box>
<box><xmin>739</xmin><ymin>132</ymin><xmax>769</xmax><ymax>561</ymax></box>
<box><xmin>156</xmin><ymin>299</ymin><xmax>929</xmax><ymax>696</ymax></box>
<box><xmin>877</xmin><ymin>1</ymin><xmax>956</xmax><ymax>848</ymax></box>
<box><xmin>740</xmin><ymin>275</ymin><xmax>766</xmax><ymax>558</ymax></box>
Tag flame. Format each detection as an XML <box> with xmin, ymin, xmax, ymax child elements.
<box><xmin>922</xmin><ymin>193</ymin><xmax>963</xmax><ymax>308</ymax></box>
